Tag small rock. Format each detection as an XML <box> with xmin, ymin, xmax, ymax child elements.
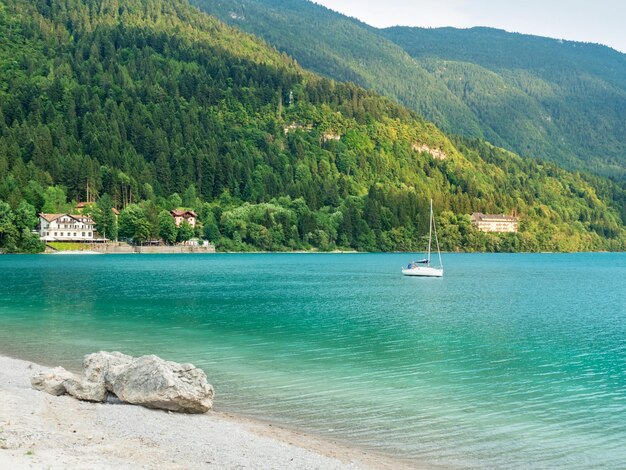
<box><xmin>106</xmin><ymin>394</ymin><xmax>123</xmax><ymax>404</ymax></box>
<box><xmin>30</xmin><ymin>367</ymin><xmax>75</xmax><ymax>396</ymax></box>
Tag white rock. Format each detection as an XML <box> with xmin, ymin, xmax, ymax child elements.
<box><xmin>31</xmin><ymin>367</ymin><xmax>106</xmax><ymax>402</ymax></box>
<box><xmin>63</xmin><ymin>375</ymin><xmax>107</xmax><ymax>402</ymax></box>
<box><xmin>32</xmin><ymin>352</ymin><xmax>214</xmax><ymax>414</ymax></box>
<box><xmin>111</xmin><ymin>355</ymin><xmax>214</xmax><ymax>414</ymax></box>
<box><xmin>82</xmin><ymin>351</ymin><xmax>133</xmax><ymax>391</ymax></box>
<box><xmin>30</xmin><ymin>367</ymin><xmax>75</xmax><ymax>396</ymax></box>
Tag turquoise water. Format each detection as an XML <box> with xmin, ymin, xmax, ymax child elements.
<box><xmin>0</xmin><ymin>253</ymin><xmax>625</xmax><ymax>467</ymax></box>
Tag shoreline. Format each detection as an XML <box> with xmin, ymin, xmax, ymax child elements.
<box><xmin>0</xmin><ymin>353</ymin><xmax>414</xmax><ymax>469</ymax></box>
<box><xmin>4</xmin><ymin>249</ymin><xmax>623</xmax><ymax>256</ymax></box>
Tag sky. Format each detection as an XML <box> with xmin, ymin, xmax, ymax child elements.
<box><xmin>313</xmin><ymin>0</ymin><xmax>626</xmax><ymax>53</ymax></box>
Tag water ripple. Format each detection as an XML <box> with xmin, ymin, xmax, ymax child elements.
<box><xmin>0</xmin><ymin>253</ymin><xmax>625</xmax><ymax>468</ymax></box>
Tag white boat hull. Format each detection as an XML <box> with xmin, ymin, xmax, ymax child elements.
<box><xmin>402</xmin><ymin>266</ymin><xmax>443</xmax><ymax>277</ymax></box>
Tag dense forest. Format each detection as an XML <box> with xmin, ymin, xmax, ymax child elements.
<box><xmin>0</xmin><ymin>0</ymin><xmax>624</xmax><ymax>254</ymax></box>
<box><xmin>381</xmin><ymin>26</ymin><xmax>626</xmax><ymax>180</ymax></box>
<box><xmin>193</xmin><ymin>0</ymin><xmax>484</xmax><ymax>142</ymax></box>
<box><xmin>196</xmin><ymin>0</ymin><xmax>626</xmax><ymax>180</ymax></box>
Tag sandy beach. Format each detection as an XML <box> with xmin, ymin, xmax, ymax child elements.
<box><xmin>0</xmin><ymin>355</ymin><xmax>412</xmax><ymax>469</ymax></box>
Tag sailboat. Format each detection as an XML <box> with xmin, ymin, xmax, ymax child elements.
<box><xmin>402</xmin><ymin>199</ymin><xmax>444</xmax><ymax>277</ymax></box>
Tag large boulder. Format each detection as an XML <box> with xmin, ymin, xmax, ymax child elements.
<box><xmin>31</xmin><ymin>352</ymin><xmax>214</xmax><ymax>414</ymax></box>
<box><xmin>111</xmin><ymin>355</ymin><xmax>214</xmax><ymax>414</ymax></box>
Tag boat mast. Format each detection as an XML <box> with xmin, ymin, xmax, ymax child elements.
<box><xmin>427</xmin><ymin>199</ymin><xmax>433</xmax><ymax>266</ymax></box>
<box><xmin>433</xmin><ymin>206</ymin><xmax>443</xmax><ymax>269</ymax></box>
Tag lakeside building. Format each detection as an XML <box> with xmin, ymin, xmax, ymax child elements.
<box><xmin>470</xmin><ymin>213</ymin><xmax>519</xmax><ymax>233</ymax></box>
<box><xmin>38</xmin><ymin>213</ymin><xmax>105</xmax><ymax>242</ymax></box>
<box><xmin>171</xmin><ymin>210</ymin><xmax>197</xmax><ymax>228</ymax></box>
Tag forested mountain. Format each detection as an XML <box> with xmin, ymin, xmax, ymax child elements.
<box><xmin>192</xmin><ymin>0</ymin><xmax>483</xmax><ymax>141</ymax></box>
<box><xmin>0</xmin><ymin>0</ymin><xmax>624</xmax><ymax>254</ymax></box>
<box><xmin>380</xmin><ymin>27</ymin><xmax>626</xmax><ymax>179</ymax></box>
<box><xmin>195</xmin><ymin>0</ymin><xmax>626</xmax><ymax>180</ymax></box>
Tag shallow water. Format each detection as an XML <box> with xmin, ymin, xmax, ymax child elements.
<box><xmin>0</xmin><ymin>253</ymin><xmax>625</xmax><ymax>468</ymax></box>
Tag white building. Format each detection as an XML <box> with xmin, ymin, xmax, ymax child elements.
<box><xmin>470</xmin><ymin>213</ymin><xmax>519</xmax><ymax>233</ymax></box>
<box><xmin>38</xmin><ymin>213</ymin><xmax>101</xmax><ymax>242</ymax></box>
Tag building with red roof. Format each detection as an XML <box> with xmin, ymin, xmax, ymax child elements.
<box><xmin>170</xmin><ymin>210</ymin><xmax>197</xmax><ymax>228</ymax></box>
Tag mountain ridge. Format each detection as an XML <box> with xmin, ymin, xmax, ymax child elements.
<box><xmin>194</xmin><ymin>0</ymin><xmax>626</xmax><ymax>180</ymax></box>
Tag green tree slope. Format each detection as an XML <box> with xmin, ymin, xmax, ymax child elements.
<box><xmin>0</xmin><ymin>0</ymin><xmax>624</xmax><ymax>253</ymax></box>
<box><xmin>191</xmin><ymin>0</ymin><xmax>484</xmax><ymax>136</ymax></box>
<box><xmin>381</xmin><ymin>26</ymin><xmax>626</xmax><ymax>179</ymax></box>
<box><xmin>194</xmin><ymin>0</ymin><xmax>626</xmax><ymax>180</ymax></box>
